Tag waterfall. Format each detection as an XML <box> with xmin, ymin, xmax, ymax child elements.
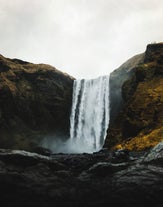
<box><xmin>69</xmin><ymin>76</ymin><xmax>110</xmax><ymax>153</ymax></box>
<box><xmin>41</xmin><ymin>75</ymin><xmax>110</xmax><ymax>154</ymax></box>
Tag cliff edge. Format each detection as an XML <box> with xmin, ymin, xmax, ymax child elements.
<box><xmin>105</xmin><ymin>43</ymin><xmax>163</xmax><ymax>150</ymax></box>
<box><xmin>0</xmin><ymin>55</ymin><xmax>74</xmax><ymax>151</ymax></box>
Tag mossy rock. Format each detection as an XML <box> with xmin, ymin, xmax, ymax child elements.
<box><xmin>0</xmin><ymin>55</ymin><xmax>74</xmax><ymax>150</ymax></box>
<box><xmin>105</xmin><ymin>43</ymin><xmax>163</xmax><ymax>151</ymax></box>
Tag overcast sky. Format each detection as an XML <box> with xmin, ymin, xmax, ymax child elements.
<box><xmin>0</xmin><ymin>0</ymin><xmax>163</xmax><ymax>78</ymax></box>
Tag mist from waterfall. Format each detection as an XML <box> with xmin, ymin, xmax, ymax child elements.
<box><xmin>42</xmin><ymin>76</ymin><xmax>110</xmax><ymax>154</ymax></box>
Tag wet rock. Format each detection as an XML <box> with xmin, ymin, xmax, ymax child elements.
<box><xmin>96</xmin><ymin>147</ymin><xmax>110</xmax><ymax>154</ymax></box>
<box><xmin>111</xmin><ymin>148</ymin><xmax>130</xmax><ymax>162</ymax></box>
<box><xmin>0</xmin><ymin>149</ymin><xmax>50</xmax><ymax>167</ymax></box>
<box><xmin>31</xmin><ymin>146</ymin><xmax>52</xmax><ymax>156</ymax></box>
<box><xmin>82</xmin><ymin>162</ymin><xmax>128</xmax><ymax>177</ymax></box>
<box><xmin>143</xmin><ymin>141</ymin><xmax>163</xmax><ymax>163</ymax></box>
<box><xmin>0</xmin><ymin>143</ymin><xmax>162</xmax><ymax>206</ymax></box>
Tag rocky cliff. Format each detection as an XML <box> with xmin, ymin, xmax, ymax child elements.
<box><xmin>0</xmin><ymin>55</ymin><xmax>74</xmax><ymax>151</ymax></box>
<box><xmin>109</xmin><ymin>53</ymin><xmax>144</xmax><ymax>124</ymax></box>
<box><xmin>105</xmin><ymin>43</ymin><xmax>163</xmax><ymax>150</ymax></box>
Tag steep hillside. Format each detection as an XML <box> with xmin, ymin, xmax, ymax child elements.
<box><xmin>105</xmin><ymin>43</ymin><xmax>163</xmax><ymax>150</ymax></box>
<box><xmin>109</xmin><ymin>53</ymin><xmax>144</xmax><ymax>124</ymax></box>
<box><xmin>0</xmin><ymin>55</ymin><xmax>74</xmax><ymax>151</ymax></box>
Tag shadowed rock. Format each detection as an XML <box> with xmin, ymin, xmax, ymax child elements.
<box><xmin>0</xmin><ymin>142</ymin><xmax>162</xmax><ymax>207</ymax></box>
<box><xmin>105</xmin><ymin>43</ymin><xmax>163</xmax><ymax>150</ymax></box>
<box><xmin>0</xmin><ymin>54</ymin><xmax>74</xmax><ymax>151</ymax></box>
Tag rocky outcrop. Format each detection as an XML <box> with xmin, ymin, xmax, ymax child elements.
<box><xmin>0</xmin><ymin>55</ymin><xmax>74</xmax><ymax>151</ymax></box>
<box><xmin>109</xmin><ymin>53</ymin><xmax>144</xmax><ymax>124</ymax></box>
<box><xmin>105</xmin><ymin>43</ymin><xmax>163</xmax><ymax>150</ymax></box>
<box><xmin>0</xmin><ymin>142</ymin><xmax>163</xmax><ymax>207</ymax></box>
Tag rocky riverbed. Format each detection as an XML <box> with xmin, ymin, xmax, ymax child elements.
<box><xmin>0</xmin><ymin>142</ymin><xmax>163</xmax><ymax>207</ymax></box>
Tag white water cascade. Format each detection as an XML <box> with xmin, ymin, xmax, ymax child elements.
<box><xmin>69</xmin><ymin>76</ymin><xmax>110</xmax><ymax>153</ymax></box>
<box><xmin>41</xmin><ymin>76</ymin><xmax>110</xmax><ymax>153</ymax></box>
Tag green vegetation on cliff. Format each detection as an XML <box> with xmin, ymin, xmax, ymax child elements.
<box><xmin>105</xmin><ymin>43</ymin><xmax>163</xmax><ymax>151</ymax></box>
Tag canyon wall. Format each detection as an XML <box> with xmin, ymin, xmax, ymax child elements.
<box><xmin>105</xmin><ymin>43</ymin><xmax>163</xmax><ymax>150</ymax></box>
<box><xmin>0</xmin><ymin>55</ymin><xmax>74</xmax><ymax>151</ymax></box>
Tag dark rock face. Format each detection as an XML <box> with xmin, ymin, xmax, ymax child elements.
<box><xmin>105</xmin><ymin>43</ymin><xmax>163</xmax><ymax>149</ymax></box>
<box><xmin>0</xmin><ymin>54</ymin><xmax>74</xmax><ymax>151</ymax></box>
<box><xmin>109</xmin><ymin>53</ymin><xmax>144</xmax><ymax>124</ymax></box>
<box><xmin>0</xmin><ymin>142</ymin><xmax>163</xmax><ymax>207</ymax></box>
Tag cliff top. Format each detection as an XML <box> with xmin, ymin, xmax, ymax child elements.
<box><xmin>0</xmin><ymin>54</ymin><xmax>74</xmax><ymax>80</ymax></box>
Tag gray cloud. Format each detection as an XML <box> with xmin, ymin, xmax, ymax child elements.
<box><xmin>0</xmin><ymin>0</ymin><xmax>163</xmax><ymax>78</ymax></box>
